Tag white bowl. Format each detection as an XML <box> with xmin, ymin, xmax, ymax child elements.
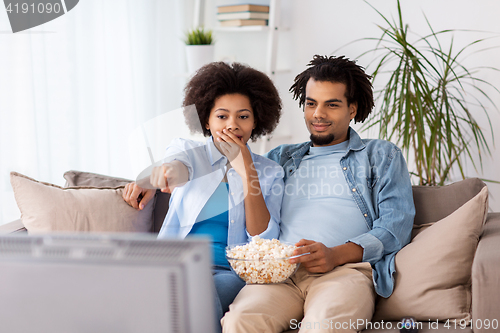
<box><xmin>225</xmin><ymin>242</ymin><xmax>300</xmax><ymax>284</ymax></box>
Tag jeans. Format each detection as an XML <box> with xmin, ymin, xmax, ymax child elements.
<box><xmin>213</xmin><ymin>265</ymin><xmax>246</xmax><ymax>333</ymax></box>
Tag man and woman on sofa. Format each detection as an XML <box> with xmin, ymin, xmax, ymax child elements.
<box><xmin>122</xmin><ymin>55</ymin><xmax>415</xmax><ymax>333</ymax></box>
<box><xmin>123</xmin><ymin>61</ymin><xmax>284</xmax><ymax>332</ymax></box>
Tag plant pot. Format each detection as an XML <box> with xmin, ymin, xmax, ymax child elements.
<box><xmin>185</xmin><ymin>44</ymin><xmax>214</xmax><ymax>74</ymax></box>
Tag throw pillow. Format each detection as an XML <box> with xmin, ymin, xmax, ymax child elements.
<box><xmin>63</xmin><ymin>170</ymin><xmax>169</xmax><ymax>233</ymax></box>
<box><xmin>373</xmin><ymin>185</ymin><xmax>488</xmax><ymax>322</ymax></box>
<box><xmin>10</xmin><ymin>172</ymin><xmax>154</xmax><ymax>233</ymax></box>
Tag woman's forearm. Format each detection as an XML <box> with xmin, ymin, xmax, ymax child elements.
<box><xmin>241</xmin><ymin>157</ymin><xmax>271</xmax><ymax>236</ymax></box>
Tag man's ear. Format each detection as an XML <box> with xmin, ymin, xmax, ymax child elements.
<box><xmin>349</xmin><ymin>102</ymin><xmax>358</xmax><ymax>121</ymax></box>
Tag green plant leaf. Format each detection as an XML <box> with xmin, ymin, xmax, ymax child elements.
<box><xmin>357</xmin><ymin>0</ymin><xmax>500</xmax><ymax>185</ymax></box>
<box><xmin>184</xmin><ymin>27</ymin><xmax>213</xmax><ymax>45</ymax></box>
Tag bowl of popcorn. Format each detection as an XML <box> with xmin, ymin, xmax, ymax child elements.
<box><xmin>226</xmin><ymin>236</ymin><xmax>300</xmax><ymax>284</ymax></box>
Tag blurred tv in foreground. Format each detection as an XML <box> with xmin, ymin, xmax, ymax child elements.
<box><xmin>0</xmin><ymin>234</ymin><xmax>215</xmax><ymax>333</ymax></box>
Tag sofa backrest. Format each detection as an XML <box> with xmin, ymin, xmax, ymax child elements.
<box><xmin>154</xmin><ymin>179</ymin><xmax>488</xmax><ymax>232</ymax></box>
<box><xmin>62</xmin><ymin>171</ymin><xmax>487</xmax><ymax>232</ymax></box>
<box><xmin>412</xmin><ymin>178</ymin><xmax>486</xmax><ymax>225</ymax></box>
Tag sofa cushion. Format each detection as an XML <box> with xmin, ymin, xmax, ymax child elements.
<box><xmin>10</xmin><ymin>172</ymin><xmax>154</xmax><ymax>233</ymax></box>
<box><xmin>373</xmin><ymin>184</ymin><xmax>488</xmax><ymax>322</ymax></box>
<box><xmin>63</xmin><ymin>170</ymin><xmax>169</xmax><ymax>233</ymax></box>
<box><xmin>151</xmin><ymin>192</ymin><xmax>170</xmax><ymax>233</ymax></box>
<box><xmin>412</xmin><ymin>178</ymin><xmax>486</xmax><ymax>225</ymax></box>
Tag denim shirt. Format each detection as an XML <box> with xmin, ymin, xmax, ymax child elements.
<box><xmin>157</xmin><ymin>137</ymin><xmax>284</xmax><ymax>246</ymax></box>
<box><xmin>265</xmin><ymin>127</ymin><xmax>415</xmax><ymax>297</ymax></box>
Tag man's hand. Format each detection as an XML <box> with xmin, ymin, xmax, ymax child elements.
<box><xmin>150</xmin><ymin>160</ymin><xmax>189</xmax><ymax>193</ymax></box>
<box><xmin>289</xmin><ymin>239</ymin><xmax>336</xmax><ymax>273</ymax></box>
<box><xmin>289</xmin><ymin>239</ymin><xmax>364</xmax><ymax>274</ymax></box>
<box><xmin>122</xmin><ymin>182</ymin><xmax>155</xmax><ymax>210</ymax></box>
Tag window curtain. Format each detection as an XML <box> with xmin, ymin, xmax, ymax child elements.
<box><xmin>0</xmin><ymin>0</ymin><xmax>190</xmax><ymax>224</ymax></box>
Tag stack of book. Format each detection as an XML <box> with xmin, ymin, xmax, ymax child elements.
<box><xmin>217</xmin><ymin>4</ymin><xmax>270</xmax><ymax>27</ymax></box>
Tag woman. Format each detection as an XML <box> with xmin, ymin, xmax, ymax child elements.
<box><xmin>123</xmin><ymin>61</ymin><xmax>284</xmax><ymax>331</ymax></box>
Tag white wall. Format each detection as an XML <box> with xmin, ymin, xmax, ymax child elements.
<box><xmin>208</xmin><ymin>0</ymin><xmax>500</xmax><ymax>211</ymax></box>
<box><xmin>0</xmin><ymin>0</ymin><xmax>191</xmax><ymax>224</ymax></box>
<box><xmin>1</xmin><ymin>0</ymin><xmax>499</xmax><ymax>225</ymax></box>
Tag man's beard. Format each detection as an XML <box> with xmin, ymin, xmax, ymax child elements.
<box><xmin>310</xmin><ymin>133</ymin><xmax>335</xmax><ymax>146</ymax></box>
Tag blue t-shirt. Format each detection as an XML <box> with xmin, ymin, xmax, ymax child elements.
<box><xmin>279</xmin><ymin>140</ymin><xmax>369</xmax><ymax>247</ymax></box>
<box><xmin>188</xmin><ymin>182</ymin><xmax>229</xmax><ymax>267</ymax></box>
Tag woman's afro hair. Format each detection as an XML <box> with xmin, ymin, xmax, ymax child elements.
<box><xmin>183</xmin><ymin>62</ymin><xmax>282</xmax><ymax>141</ymax></box>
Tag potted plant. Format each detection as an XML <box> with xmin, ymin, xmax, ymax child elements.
<box><xmin>184</xmin><ymin>27</ymin><xmax>214</xmax><ymax>74</ymax></box>
<box><xmin>355</xmin><ymin>0</ymin><xmax>499</xmax><ymax>186</ymax></box>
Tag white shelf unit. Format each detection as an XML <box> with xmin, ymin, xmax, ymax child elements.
<box><xmin>193</xmin><ymin>0</ymin><xmax>283</xmax><ymax>77</ymax></box>
<box><xmin>214</xmin><ymin>25</ymin><xmax>269</xmax><ymax>32</ymax></box>
<box><xmin>193</xmin><ymin>0</ymin><xmax>289</xmax><ymax>153</ymax></box>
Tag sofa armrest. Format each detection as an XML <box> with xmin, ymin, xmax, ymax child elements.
<box><xmin>472</xmin><ymin>212</ymin><xmax>500</xmax><ymax>333</ymax></box>
<box><xmin>0</xmin><ymin>219</ymin><xmax>27</xmax><ymax>234</ymax></box>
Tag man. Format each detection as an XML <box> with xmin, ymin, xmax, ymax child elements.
<box><xmin>221</xmin><ymin>55</ymin><xmax>415</xmax><ymax>333</ymax></box>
